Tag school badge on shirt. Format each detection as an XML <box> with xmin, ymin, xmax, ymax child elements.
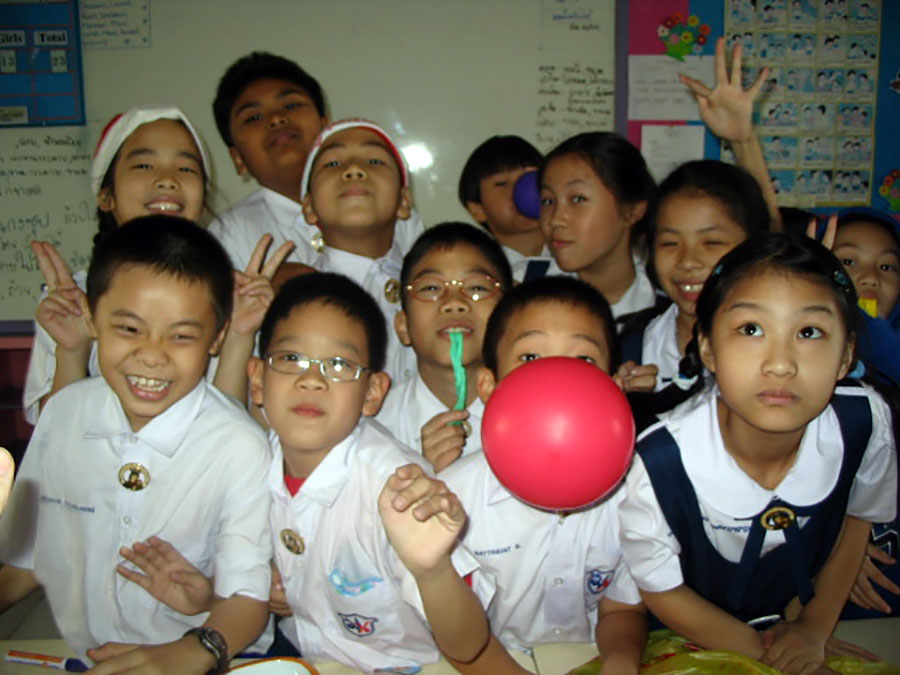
<box><xmin>585</xmin><ymin>569</ymin><xmax>613</xmax><ymax>595</ymax></box>
<box><xmin>338</xmin><ymin>612</ymin><xmax>378</xmax><ymax>637</ymax></box>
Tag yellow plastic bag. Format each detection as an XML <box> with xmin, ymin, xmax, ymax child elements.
<box><xmin>566</xmin><ymin>629</ymin><xmax>900</xmax><ymax>675</ymax></box>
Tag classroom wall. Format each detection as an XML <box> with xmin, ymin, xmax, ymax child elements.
<box><xmin>0</xmin><ymin>0</ymin><xmax>618</xmax><ymax>323</ymax></box>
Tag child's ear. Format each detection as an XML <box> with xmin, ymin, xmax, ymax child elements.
<box><xmin>393</xmin><ymin>310</ymin><xmax>412</xmax><ymax>346</ymax></box>
<box><xmin>362</xmin><ymin>371</ymin><xmax>391</xmax><ymax>417</ymax></box>
<box><xmin>698</xmin><ymin>332</ymin><xmax>716</xmax><ymax>374</ymax></box>
<box><xmin>228</xmin><ymin>146</ymin><xmax>248</xmax><ymax>178</ymax></box>
<box><xmin>837</xmin><ymin>338</ymin><xmax>855</xmax><ymax>380</ymax></box>
<box><xmin>624</xmin><ymin>200</ymin><xmax>648</xmax><ymax>228</ymax></box>
<box><xmin>97</xmin><ymin>187</ymin><xmax>115</xmax><ymax>213</ymax></box>
<box><xmin>84</xmin><ymin>303</ymin><xmax>98</xmax><ymax>339</ymax></box>
<box><xmin>476</xmin><ymin>366</ymin><xmax>497</xmax><ymax>405</ymax></box>
<box><xmin>395</xmin><ymin>186</ymin><xmax>413</xmax><ymax>221</ymax></box>
<box><xmin>301</xmin><ymin>193</ymin><xmax>319</xmax><ymax>226</ymax></box>
<box><xmin>247</xmin><ymin>356</ymin><xmax>266</xmax><ymax>408</ymax></box>
<box><xmin>209</xmin><ymin>321</ymin><xmax>230</xmax><ymax>357</ymax></box>
<box><xmin>465</xmin><ymin>201</ymin><xmax>487</xmax><ymax>226</ymax></box>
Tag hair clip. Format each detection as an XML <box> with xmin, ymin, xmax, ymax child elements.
<box><xmin>711</xmin><ymin>264</ymin><xmax>723</xmax><ymax>278</ymax></box>
<box><xmin>832</xmin><ymin>269</ymin><xmax>852</xmax><ymax>291</ymax></box>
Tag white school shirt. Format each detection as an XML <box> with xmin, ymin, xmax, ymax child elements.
<box><xmin>442</xmin><ymin>451</ymin><xmax>641</xmax><ymax>653</ymax></box>
<box><xmin>641</xmin><ymin>303</ymin><xmax>681</xmax><ymax>391</ymax></box>
<box><xmin>619</xmin><ymin>385</ymin><xmax>898</xmax><ymax>594</ymax></box>
<box><xmin>610</xmin><ymin>256</ymin><xmax>657</xmax><ymax>320</ymax></box>
<box><xmin>313</xmin><ymin>242</ymin><xmax>416</xmax><ymax>385</ymax></box>
<box><xmin>375</xmin><ymin>371</ymin><xmax>484</xmax><ymax>459</ymax></box>
<box><xmin>0</xmin><ymin>377</ymin><xmax>273</xmax><ymax>660</ymax></box>
<box><xmin>501</xmin><ymin>243</ymin><xmax>565</xmax><ymax>283</ymax></box>
<box><xmin>268</xmin><ymin>419</ymin><xmax>492</xmax><ymax>671</ymax></box>
<box><xmin>208</xmin><ymin>186</ymin><xmax>426</xmax><ymax>270</ymax></box>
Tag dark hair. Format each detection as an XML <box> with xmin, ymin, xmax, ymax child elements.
<box><xmin>212</xmin><ymin>52</ymin><xmax>326</xmax><ymax>147</ymax></box>
<box><xmin>258</xmin><ymin>272</ymin><xmax>387</xmax><ymax>372</ymax></box>
<box><xmin>538</xmin><ymin>132</ymin><xmax>656</xmax><ymax>254</ymax></box>
<box><xmin>836</xmin><ymin>207</ymin><xmax>900</xmax><ymax>250</ymax></box>
<box><xmin>87</xmin><ymin>216</ymin><xmax>234</xmax><ymax>332</ymax></box>
<box><xmin>780</xmin><ymin>206</ymin><xmax>818</xmax><ymax>237</ymax></box>
<box><xmin>679</xmin><ymin>233</ymin><xmax>859</xmax><ymax>381</ymax></box>
<box><xmin>482</xmin><ymin>275</ymin><xmax>615</xmax><ymax>375</ymax></box>
<box><xmin>457</xmin><ymin>136</ymin><xmax>542</xmax><ymax>225</ymax></box>
<box><xmin>645</xmin><ymin>160</ymin><xmax>770</xmax><ymax>286</ymax></box>
<box><xmin>399</xmin><ymin>222</ymin><xmax>514</xmax><ymax>311</ymax></box>
<box><xmin>93</xmin><ymin>119</ymin><xmax>211</xmax><ymax>246</ymax></box>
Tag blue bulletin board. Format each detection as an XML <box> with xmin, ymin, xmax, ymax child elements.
<box><xmin>0</xmin><ymin>0</ymin><xmax>85</xmax><ymax>127</ymax></box>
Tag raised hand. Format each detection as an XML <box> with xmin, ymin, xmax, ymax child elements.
<box><xmin>230</xmin><ymin>234</ymin><xmax>297</xmax><ymax>337</ymax></box>
<box><xmin>31</xmin><ymin>241</ymin><xmax>91</xmax><ymax>351</ymax></box>
<box><xmin>117</xmin><ymin>536</ymin><xmax>214</xmax><ymax>616</ymax></box>
<box><xmin>379</xmin><ymin>464</ymin><xmax>466</xmax><ymax>577</ymax></box>
<box><xmin>268</xmin><ymin>561</ymin><xmax>293</xmax><ymax>617</ymax></box>
<box><xmin>680</xmin><ymin>36</ymin><xmax>768</xmax><ymax>144</ymax></box>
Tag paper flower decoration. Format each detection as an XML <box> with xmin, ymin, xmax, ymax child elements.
<box><xmin>657</xmin><ymin>14</ymin><xmax>711</xmax><ymax>61</ymax></box>
<box><xmin>878</xmin><ymin>169</ymin><xmax>900</xmax><ymax>211</ymax></box>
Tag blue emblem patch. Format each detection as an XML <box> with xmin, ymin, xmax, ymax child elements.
<box><xmin>329</xmin><ymin>568</ymin><xmax>384</xmax><ymax>596</ymax></box>
<box><xmin>585</xmin><ymin>569</ymin><xmax>613</xmax><ymax>595</ymax></box>
<box><xmin>338</xmin><ymin>612</ymin><xmax>378</xmax><ymax>637</ymax></box>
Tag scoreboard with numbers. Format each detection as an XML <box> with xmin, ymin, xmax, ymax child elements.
<box><xmin>0</xmin><ymin>0</ymin><xmax>85</xmax><ymax>126</ymax></box>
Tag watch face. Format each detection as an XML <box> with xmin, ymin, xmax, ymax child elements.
<box><xmin>228</xmin><ymin>657</ymin><xmax>319</xmax><ymax>674</ymax></box>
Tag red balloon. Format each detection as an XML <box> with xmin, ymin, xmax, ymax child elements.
<box><xmin>481</xmin><ymin>357</ymin><xmax>635</xmax><ymax>511</ymax></box>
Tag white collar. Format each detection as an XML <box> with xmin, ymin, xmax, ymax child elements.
<box><xmin>260</xmin><ymin>186</ymin><xmax>305</xmax><ymax>225</ymax></box>
<box><xmin>409</xmin><ymin>370</ymin><xmax>485</xmax><ymax>419</ymax></box>
<box><xmin>643</xmin><ymin>303</ymin><xmax>681</xmax><ymax>383</ymax></box>
<box><xmin>610</xmin><ymin>256</ymin><xmax>657</xmax><ymax>318</ymax></box>
<box><xmin>314</xmin><ymin>237</ymin><xmax>403</xmax><ymax>280</ymax></box>
<box><xmin>83</xmin><ymin>378</ymin><xmax>207</xmax><ymax>458</ymax></box>
<box><xmin>675</xmin><ymin>387</ymin><xmax>843</xmax><ymax>517</ymax></box>
<box><xmin>268</xmin><ymin>421</ymin><xmax>365</xmax><ymax>507</ymax></box>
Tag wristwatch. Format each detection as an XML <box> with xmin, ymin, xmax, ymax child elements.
<box><xmin>183</xmin><ymin>626</ymin><xmax>229</xmax><ymax>675</ymax></box>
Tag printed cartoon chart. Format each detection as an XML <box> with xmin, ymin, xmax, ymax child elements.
<box><xmin>725</xmin><ymin>0</ymin><xmax>880</xmax><ymax>207</ymax></box>
<box><xmin>0</xmin><ymin>0</ymin><xmax>85</xmax><ymax>127</ymax></box>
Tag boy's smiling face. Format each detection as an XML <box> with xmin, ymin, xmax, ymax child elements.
<box><xmin>88</xmin><ymin>264</ymin><xmax>225</xmax><ymax>432</ymax></box>
<box><xmin>478</xmin><ymin>300</ymin><xmax>612</xmax><ymax>401</ymax></box>
<box><xmin>394</xmin><ymin>242</ymin><xmax>504</xmax><ymax>372</ymax></box>
<box><xmin>249</xmin><ymin>300</ymin><xmax>389</xmax><ymax>474</ymax></box>
<box><xmin>227</xmin><ymin>78</ymin><xmax>327</xmax><ymax>197</ymax></box>
<box><xmin>303</xmin><ymin>127</ymin><xmax>411</xmax><ymax>235</ymax></box>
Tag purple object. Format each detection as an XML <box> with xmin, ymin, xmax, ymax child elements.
<box><xmin>513</xmin><ymin>169</ymin><xmax>541</xmax><ymax>220</ymax></box>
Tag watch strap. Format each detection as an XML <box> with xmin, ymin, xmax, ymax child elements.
<box><xmin>183</xmin><ymin>626</ymin><xmax>228</xmax><ymax>675</ymax></box>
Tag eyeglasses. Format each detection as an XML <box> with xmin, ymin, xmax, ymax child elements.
<box><xmin>264</xmin><ymin>351</ymin><xmax>371</xmax><ymax>382</ymax></box>
<box><xmin>405</xmin><ymin>273</ymin><xmax>502</xmax><ymax>303</ymax></box>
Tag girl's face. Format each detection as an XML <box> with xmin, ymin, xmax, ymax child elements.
<box><xmin>539</xmin><ymin>154</ymin><xmax>641</xmax><ymax>273</ymax></box>
<box><xmin>700</xmin><ymin>271</ymin><xmax>853</xmax><ymax>441</ymax></box>
<box><xmin>98</xmin><ymin>119</ymin><xmax>205</xmax><ymax>225</ymax></box>
<box><xmin>653</xmin><ymin>193</ymin><xmax>748</xmax><ymax>319</ymax></box>
<box><xmin>832</xmin><ymin>220</ymin><xmax>900</xmax><ymax>319</ymax></box>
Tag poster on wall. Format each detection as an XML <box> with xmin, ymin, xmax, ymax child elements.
<box><xmin>0</xmin><ymin>0</ymin><xmax>85</xmax><ymax>127</ymax></box>
<box><xmin>723</xmin><ymin>0</ymin><xmax>880</xmax><ymax>208</ymax></box>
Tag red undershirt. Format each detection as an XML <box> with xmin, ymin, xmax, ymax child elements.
<box><xmin>284</xmin><ymin>474</ymin><xmax>306</xmax><ymax>496</ymax></box>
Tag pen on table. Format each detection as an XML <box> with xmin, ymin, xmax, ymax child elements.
<box><xmin>5</xmin><ymin>649</ymin><xmax>88</xmax><ymax>672</ymax></box>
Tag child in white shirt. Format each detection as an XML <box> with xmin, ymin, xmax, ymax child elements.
<box><xmin>377</xmin><ymin>222</ymin><xmax>513</xmax><ymax>471</ymax></box>
<box><xmin>0</xmin><ymin>217</ymin><xmax>272</xmax><ymax>673</ymax></box>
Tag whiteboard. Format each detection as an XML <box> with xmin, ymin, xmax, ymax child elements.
<box><xmin>0</xmin><ymin>0</ymin><xmax>617</xmax><ymax>323</ymax></box>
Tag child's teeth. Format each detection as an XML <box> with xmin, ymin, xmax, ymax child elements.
<box><xmin>148</xmin><ymin>202</ymin><xmax>181</xmax><ymax>212</ymax></box>
<box><xmin>128</xmin><ymin>375</ymin><xmax>169</xmax><ymax>391</ymax></box>
<box><xmin>446</xmin><ymin>327</ymin><xmax>467</xmax><ymax>333</ymax></box>
<box><xmin>681</xmin><ymin>284</ymin><xmax>703</xmax><ymax>292</ymax></box>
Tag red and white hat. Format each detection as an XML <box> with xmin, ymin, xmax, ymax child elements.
<box><xmin>90</xmin><ymin>106</ymin><xmax>211</xmax><ymax>196</ymax></box>
<box><xmin>300</xmin><ymin>118</ymin><xmax>408</xmax><ymax>200</ymax></box>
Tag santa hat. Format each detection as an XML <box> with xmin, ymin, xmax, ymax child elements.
<box><xmin>300</xmin><ymin>118</ymin><xmax>408</xmax><ymax>200</ymax></box>
<box><xmin>91</xmin><ymin>106</ymin><xmax>211</xmax><ymax>196</ymax></box>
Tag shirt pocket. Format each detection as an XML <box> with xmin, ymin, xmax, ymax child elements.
<box><xmin>324</xmin><ymin>543</ymin><xmax>405</xmax><ymax>645</ymax></box>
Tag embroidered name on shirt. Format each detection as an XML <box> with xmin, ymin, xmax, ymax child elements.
<box><xmin>40</xmin><ymin>496</ymin><xmax>95</xmax><ymax>513</ymax></box>
<box><xmin>474</xmin><ymin>544</ymin><xmax>519</xmax><ymax>556</ymax></box>
<box><xmin>338</xmin><ymin>612</ymin><xmax>378</xmax><ymax>637</ymax></box>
